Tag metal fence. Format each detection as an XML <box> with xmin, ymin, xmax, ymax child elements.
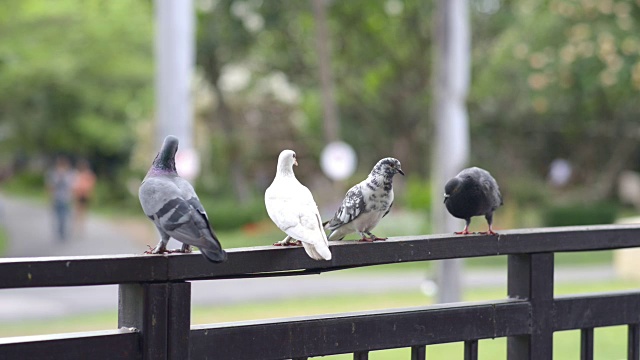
<box><xmin>1</xmin><ymin>224</ymin><xmax>639</xmax><ymax>359</ymax></box>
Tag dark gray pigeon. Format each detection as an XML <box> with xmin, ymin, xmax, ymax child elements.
<box><xmin>138</xmin><ymin>135</ymin><xmax>227</xmax><ymax>263</ymax></box>
<box><xmin>443</xmin><ymin>167</ymin><xmax>503</xmax><ymax>235</ymax></box>
<box><xmin>324</xmin><ymin>157</ymin><xmax>404</xmax><ymax>242</ymax></box>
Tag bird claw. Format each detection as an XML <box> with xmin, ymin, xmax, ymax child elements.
<box><xmin>358</xmin><ymin>237</ymin><xmax>387</xmax><ymax>242</ymax></box>
<box><xmin>144</xmin><ymin>245</ymin><xmax>185</xmax><ymax>255</ymax></box>
<box><xmin>454</xmin><ymin>230</ymin><xmax>473</xmax><ymax>235</ymax></box>
<box><xmin>358</xmin><ymin>235</ymin><xmax>386</xmax><ymax>242</ymax></box>
<box><xmin>478</xmin><ymin>230</ymin><xmax>498</xmax><ymax>235</ymax></box>
<box><xmin>273</xmin><ymin>239</ymin><xmax>302</xmax><ymax>247</ymax></box>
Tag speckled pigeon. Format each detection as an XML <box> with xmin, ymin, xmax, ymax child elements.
<box><xmin>265</xmin><ymin>150</ymin><xmax>332</xmax><ymax>261</ymax></box>
<box><xmin>324</xmin><ymin>157</ymin><xmax>404</xmax><ymax>242</ymax></box>
<box><xmin>443</xmin><ymin>167</ymin><xmax>503</xmax><ymax>235</ymax></box>
<box><xmin>138</xmin><ymin>135</ymin><xmax>227</xmax><ymax>263</ymax></box>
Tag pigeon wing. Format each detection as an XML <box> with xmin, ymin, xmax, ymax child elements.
<box><xmin>140</xmin><ymin>177</ymin><xmax>225</xmax><ymax>261</ymax></box>
<box><xmin>265</xmin><ymin>185</ymin><xmax>299</xmax><ymax>231</ymax></box>
<box><xmin>326</xmin><ymin>184</ymin><xmax>366</xmax><ymax>231</ymax></box>
<box><xmin>287</xmin><ymin>187</ymin><xmax>328</xmax><ymax>244</ymax></box>
<box><xmin>382</xmin><ymin>201</ymin><xmax>393</xmax><ymax>218</ymax></box>
<box><xmin>266</xmin><ymin>185</ymin><xmax>325</xmax><ymax>243</ymax></box>
<box><xmin>478</xmin><ymin>171</ymin><xmax>503</xmax><ymax>209</ymax></box>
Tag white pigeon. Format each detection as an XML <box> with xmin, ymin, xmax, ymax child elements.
<box><xmin>324</xmin><ymin>157</ymin><xmax>404</xmax><ymax>242</ymax></box>
<box><xmin>264</xmin><ymin>150</ymin><xmax>332</xmax><ymax>261</ymax></box>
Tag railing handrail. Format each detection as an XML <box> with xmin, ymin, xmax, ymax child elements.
<box><xmin>2</xmin><ymin>224</ymin><xmax>640</xmax><ymax>359</ymax></box>
<box><xmin>1</xmin><ymin>224</ymin><xmax>638</xmax><ymax>289</ymax></box>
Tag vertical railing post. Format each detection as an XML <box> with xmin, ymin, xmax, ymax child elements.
<box><xmin>118</xmin><ymin>282</ymin><xmax>191</xmax><ymax>360</ymax></box>
<box><xmin>464</xmin><ymin>340</ymin><xmax>478</xmax><ymax>360</ymax></box>
<box><xmin>580</xmin><ymin>328</ymin><xmax>594</xmax><ymax>360</ymax></box>
<box><xmin>168</xmin><ymin>282</ymin><xmax>191</xmax><ymax>360</ymax></box>
<box><xmin>118</xmin><ymin>283</ymin><xmax>169</xmax><ymax>359</ymax></box>
<box><xmin>629</xmin><ymin>323</ymin><xmax>640</xmax><ymax>360</ymax></box>
<box><xmin>507</xmin><ymin>253</ymin><xmax>555</xmax><ymax>360</ymax></box>
<box><xmin>411</xmin><ymin>345</ymin><xmax>426</xmax><ymax>360</ymax></box>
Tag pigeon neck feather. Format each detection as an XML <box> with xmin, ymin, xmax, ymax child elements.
<box><xmin>366</xmin><ymin>172</ymin><xmax>394</xmax><ymax>192</ymax></box>
<box><xmin>149</xmin><ymin>153</ymin><xmax>177</xmax><ymax>176</ymax></box>
<box><xmin>276</xmin><ymin>162</ymin><xmax>296</xmax><ymax>179</ymax></box>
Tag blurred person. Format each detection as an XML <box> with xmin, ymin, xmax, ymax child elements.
<box><xmin>46</xmin><ymin>156</ymin><xmax>75</xmax><ymax>242</ymax></box>
<box><xmin>72</xmin><ymin>159</ymin><xmax>96</xmax><ymax>236</ymax></box>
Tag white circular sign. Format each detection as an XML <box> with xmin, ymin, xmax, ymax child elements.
<box><xmin>176</xmin><ymin>148</ymin><xmax>200</xmax><ymax>181</ymax></box>
<box><xmin>320</xmin><ymin>141</ymin><xmax>357</xmax><ymax>181</ymax></box>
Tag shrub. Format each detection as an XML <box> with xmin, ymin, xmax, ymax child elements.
<box><xmin>200</xmin><ymin>198</ymin><xmax>268</xmax><ymax>231</ymax></box>
<box><xmin>403</xmin><ymin>177</ymin><xmax>431</xmax><ymax>211</ymax></box>
<box><xmin>542</xmin><ymin>202</ymin><xmax>618</xmax><ymax>227</ymax></box>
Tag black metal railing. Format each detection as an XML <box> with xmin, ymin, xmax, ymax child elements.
<box><xmin>0</xmin><ymin>224</ymin><xmax>639</xmax><ymax>359</ymax></box>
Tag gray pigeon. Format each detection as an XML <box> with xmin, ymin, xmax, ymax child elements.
<box><xmin>443</xmin><ymin>167</ymin><xmax>503</xmax><ymax>235</ymax></box>
<box><xmin>325</xmin><ymin>157</ymin><xmax>404</xmax><ymax>242</ymax></box>
<box><xmin>138</xmin><ymin>135</ymin><xmax>227</xmax><ymax>263</ymax></box>
<box><xmin>265</xmin><ymin>150</ymin><xmax>332</xmax><ymax>261</ymax></box>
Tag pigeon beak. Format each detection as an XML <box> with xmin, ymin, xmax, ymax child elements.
<box><xmin>443</xmin><ymin>193</ymin><xmax>450</xmax><ymax>203</ymax></box>
<box><xmin>398</xmin><ymin>168</ymin><xmax>405</xmax><ymax>176</ymax></box>
<box><xmin>294</xmin><ymin>159</ymin><xmax>299</xmax><ymax>166</ymax></box>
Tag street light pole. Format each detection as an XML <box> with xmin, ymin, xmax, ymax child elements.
<box><xmin>154</xmin><ymin>0</ymin><xmax>195</xmax><ymax>151</ymax></box>
<box><xmin>431</xmin><ymin>0</ymin><xmax>471</xmax><ymax>303</ymax></box>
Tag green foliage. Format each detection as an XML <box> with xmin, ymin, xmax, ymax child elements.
<box><xmin>91</xmin><ymin>177</ymin><xmax>141</xmax><ymax>216</ymax></box>
<box><xmin>199</xmin><ymin>197</ymin><xmax>268</xmax><ymax>232</ymax></box>
<box><xmin>542</xmin><ymin>202</ymin><xmax>618</xmax><ymax>227</ymax></box>
<box><xmin>470</xmin><ymin>0</ymin><xmax>640</xmax><ymax>193</ymax></box>
<box><xmin>2</xmin><ymin>171</ymin><xmax>45</xmax><ymax>198</ymax></box>
<box><xmin>0</xmin><ymin>1</ymin><xmax>153</xmax><ymax>190</ymax></box>
<box><xmin>328</xmin><ymin>1</ymin><xmax>434</xmax><ymax>172</ymax></box>
<box><xmin>402</xmin><ymin>177</ymin><xmax>431</xmax><ymax>211</ymax></box>
<box><xmin>0</xmin><ymin>225</ymin><xmax>7</xmax><ymax>256</ymax></box>
<box><xmin>4</xmin><ymin>0</ymin><xmax>640</xmax><ymax>211</ymax></box>
<box><xmin>505</xmin><ymin>176</ymin><xmax>550</xmax><ymax>206</ymax></box>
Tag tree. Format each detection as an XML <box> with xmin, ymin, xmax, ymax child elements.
<box><xmin>0</xmin><ymin>1</ymin><xmax>153</xmax><ymax>191</ymax></box>
<box><xmin>469</xmin><ymin>0</ymin><xmax>640</xmax><ymax>199</ymax></box>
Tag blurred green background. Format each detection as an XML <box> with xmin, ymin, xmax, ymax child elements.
<box><xmin>1</xmin><ymin>0</ymin><xmax>639</xmax><ymax>235</ymax></box>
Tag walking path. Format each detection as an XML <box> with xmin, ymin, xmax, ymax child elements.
<box><xmin>0</xmin><ymin>194</ymin><xmax>619</xmax><ymax>322</ymax></box>
<box><xmin>0</xmin><ymin>194</ymin><xmax>142</xmax><ymax>257</ymax></box>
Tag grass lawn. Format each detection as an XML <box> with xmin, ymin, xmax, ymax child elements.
<box><xmin>0</xmin><ymin>225</ymin><xmax>7</xmax><ymax>256</ymax></box>
<box><xmin>1</xmin><ymin>279</ymin><xmax>638</xmax><ymax>359</ymax></box>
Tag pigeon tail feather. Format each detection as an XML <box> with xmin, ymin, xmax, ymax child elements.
<box><xmin>302</xmin><ymin>242</ymin><xmax>332</xmax><ymax>261</ymax></box>
<box><xmin>200</xmin><ymin>247</ymin><xmax>228</xmax><ymax>263</ymax></box>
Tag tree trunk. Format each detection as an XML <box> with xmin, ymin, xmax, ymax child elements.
<box><xmin>211</xmin><ymin>84</ymin><xmax>251</xmax><ymax>204</ymax></box>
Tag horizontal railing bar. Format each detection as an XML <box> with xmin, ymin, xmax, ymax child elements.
<box><xmin>188</xmin><ymin>299</ymin><xmax>531</xmax><ymax>359</ymax></box>
<box><xmin>0</xmin><ymin>328</ymin><xmax>140</xmax><ymax>360</ymax></box>
<box><xmin>0</xmin><ymin>255</ymin><xmax>166</xmax><ymax>289</ymax></box>
<box><xmin>1</xmin><ymin>224</ymin><xmax>639</xmax><ymax>288</ymax></box>
<box><xmin>554</xmin><ymin>291</ymin><xmax>640</xmax><ymax>331</ymax></box>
